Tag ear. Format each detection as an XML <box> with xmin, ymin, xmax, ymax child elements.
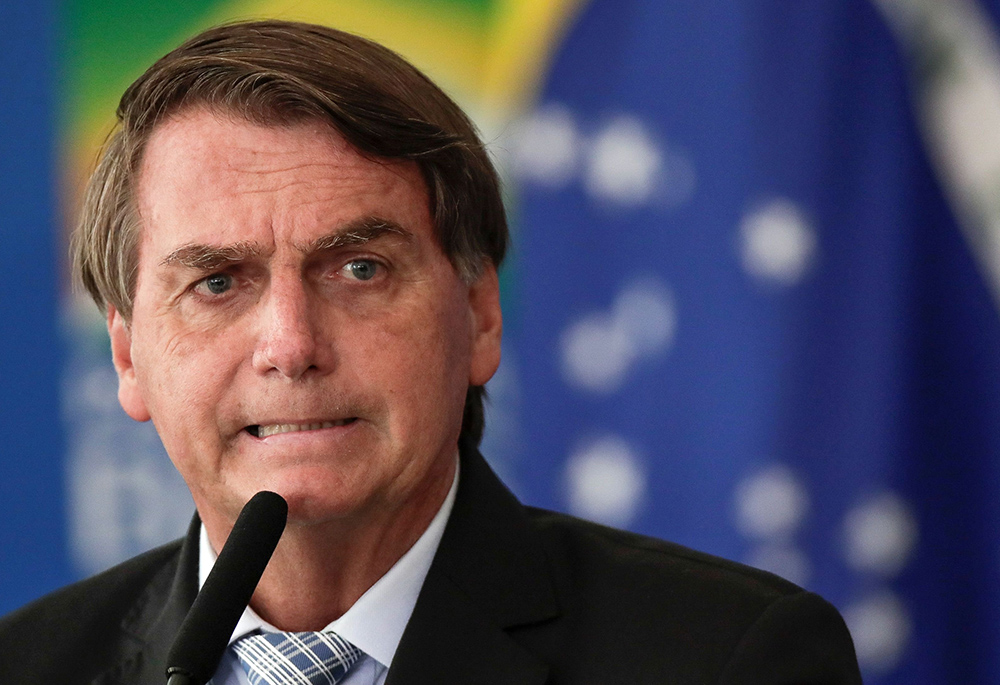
<box><xmin>467</xmin><ymin>264</ymin><xmax>503</xmax><ymax>386</ymax></box>
<box><xmin>107</xmin><ymin>306</ymin><xmax>151</xmax><ymax>422</ymax></box>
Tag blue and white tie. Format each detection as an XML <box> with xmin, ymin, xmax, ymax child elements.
<box><xmin>232</xmin><ymin>631</ymin><xmax>361</xmax><ymax>685</ymax></box>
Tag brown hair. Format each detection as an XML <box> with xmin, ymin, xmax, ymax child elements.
<box><xmin>73</xmin><ymin>19</ymin><xmax>507</xmax><ymax>445</ymax></box>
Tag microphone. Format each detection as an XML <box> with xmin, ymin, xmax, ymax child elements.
<box><xmin>165</xmin><ymin>491</ymin><xmax>288</xmax><ymax>685</ymax></box>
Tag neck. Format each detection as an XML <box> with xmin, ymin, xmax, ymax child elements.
<box><xmin>200</xmin><ymin>459</ymin><xmax>456</xmax><ymax>631</ymax></box>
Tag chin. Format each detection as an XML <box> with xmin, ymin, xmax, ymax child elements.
<box><xmin>259</xmin><ymin>468</ymin><xmax>372</xmax><ymax>525</ymax></box>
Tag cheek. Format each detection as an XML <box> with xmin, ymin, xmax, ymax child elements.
<box><xmin>132</xmin><ymin>321</ymin><xmax>240</xmax><ymax>419</ymax></box>
<box><xmin>373</xmin><ymin>292</ymin><xmax>471</xmax><ymax>414</ymax></box>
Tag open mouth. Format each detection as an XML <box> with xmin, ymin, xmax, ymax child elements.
<box><xmin>245</xmin><ymin>418</ymin><xmax>357</xmax><ymax>438</ymax></box>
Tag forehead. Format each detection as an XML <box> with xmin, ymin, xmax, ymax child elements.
<box><xmin>135</xmin><ymin>108</ymin><xmax>431</xmax><ymax>251</ymax></box>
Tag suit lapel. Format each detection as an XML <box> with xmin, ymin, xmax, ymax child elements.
<box><xmin>93</xmin><ymin>515</ymin><xmax>200</xmax><ymax>685</ymax></box>
<box><xmin>387</xmin><ymin>442</ymin><xmax>559</xmax><ymax>685</ymax></box>
<box><xmin>386</xmin><ymin>570</ymin><xmax>550</xmax><ymax>685</ymax></box>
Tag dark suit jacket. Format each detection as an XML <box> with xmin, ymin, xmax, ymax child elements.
<box><xmin>0</xmin><ymin>445</ymin><xmax>861</xmax><ymax>684</ymax></box>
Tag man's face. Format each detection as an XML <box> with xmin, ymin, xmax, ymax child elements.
<box><xmin>109</xmin><ymin>109</ymin><xmax>501</xmax><ymax>534</ymax></box>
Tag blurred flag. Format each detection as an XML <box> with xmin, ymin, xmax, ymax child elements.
<box><xmin>495</xmin><ymin>1</ymin><xmax>1000</xmax><ymax>683</ymax></box>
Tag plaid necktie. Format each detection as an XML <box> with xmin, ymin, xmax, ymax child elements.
<box><xmin>232</xmin><ymin>631</ymin><xmax>362</xmax><ymax>685</ymax></box>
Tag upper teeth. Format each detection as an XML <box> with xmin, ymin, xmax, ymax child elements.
<box><xmin>257</xmin><ymin>420</ymin><xmax>350</xmax><ymax>438</ymax></box>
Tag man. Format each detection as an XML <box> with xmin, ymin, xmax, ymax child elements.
<box><xmin>0</xmin><ymin>20</ymin><xmax>861</xmax><ymax>685</ymax></box>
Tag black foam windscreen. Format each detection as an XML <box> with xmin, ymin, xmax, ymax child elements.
<box><xmin>165</xmin><ymin>491</ymin><xmax>288</xmax><ymax>685</ymax></box>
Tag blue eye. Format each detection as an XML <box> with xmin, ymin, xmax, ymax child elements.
<box><xmin>203</xmin><ymin>273</ymin><xmax>233</xmax><ymax>294</ymax></box>
<box><xmin>346</xmin><ymin>260</ymin><xmax>378</xmax><ymax>281</ymax></box>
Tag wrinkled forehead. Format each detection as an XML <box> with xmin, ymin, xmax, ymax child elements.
<box><xmin>133</xmin><ymin>107</ymin><xmax>430</xmax><ymax>248</ymax></box>
<box><xmin>138</xmin><ymin>106</ymin><xmax>362</xmax><ymax>189</ymax></box>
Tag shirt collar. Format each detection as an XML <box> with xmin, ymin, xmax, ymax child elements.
<box><xmin>198</xmin><ymin>457</ymin><xmax>459</xmax><ymax>669</ymax></box>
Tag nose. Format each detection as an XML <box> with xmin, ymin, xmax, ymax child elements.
<box><xmin>252</xmin><ymin>275</ymin><xmax>326</xmax><ymax>379</ymax></box>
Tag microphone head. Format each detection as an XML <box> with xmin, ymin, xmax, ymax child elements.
<box><xmin>166</xmin><ymin>491</ymin><xmax>288</xmax><ymax>684</ymax></box>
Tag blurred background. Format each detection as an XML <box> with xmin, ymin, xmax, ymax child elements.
<box><xmin>5</xmin><ymin>0</ymin><xmax>1000</xmax><ymax>681</ymax></box>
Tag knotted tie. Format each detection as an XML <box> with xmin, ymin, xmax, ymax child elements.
<box><xmin>232</xmin><ymin>631</ymin><xmax>361</xmax><ymax>685</ymax></box>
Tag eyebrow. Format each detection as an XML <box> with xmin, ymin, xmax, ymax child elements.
<box><xmin>304</xmin><ymin>217</ymin><xmax>412</xmax><ymax>253</ymax></box>
<box><xmin>159</xmin><ymin>217</ymin><xmax>413</xmax><ymax>270</ymax></box>
<box><xmin>161</xmin><ymin>241</ymin><xmax>266</xmax><ymax>270</ymax></box>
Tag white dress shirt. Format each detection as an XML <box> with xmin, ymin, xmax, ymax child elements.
<box><xmin>202</xmin><ymin>461</ymin><xmax>459</xmax><ymax>685</ymax></box>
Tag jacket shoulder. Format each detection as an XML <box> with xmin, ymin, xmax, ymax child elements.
<box><xmin>526</xmin><ymin>505</ymin><xmax>801</xmax><ymax>600</ymax></box>
<box><xmin>523</xmin><ymin>507</ymin><xmax>861</xmax><ymax>684</ymax></box>
<box><xmin>0</xmin><ymin>538</ymin><xmax>184</xmax><ymax>684</ymax></box>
